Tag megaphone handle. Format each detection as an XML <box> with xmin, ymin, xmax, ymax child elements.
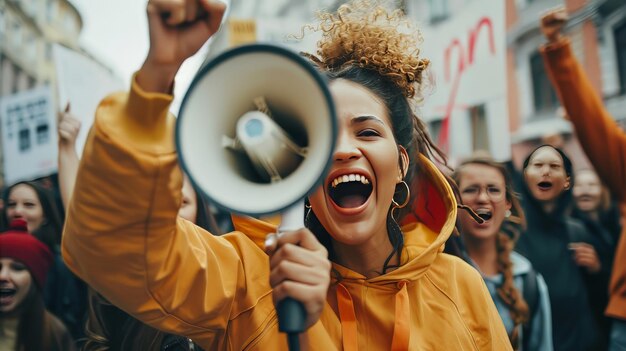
<box><xmin>277</xmin><ymin>202</ymin><xmax>307</xmax><ymax>351</ymax></box>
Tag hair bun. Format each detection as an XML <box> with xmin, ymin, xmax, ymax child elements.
<box><xmin>303</xmin><ymin>0</ymin><xmax>430</xmax><ymax>99</ymax></box>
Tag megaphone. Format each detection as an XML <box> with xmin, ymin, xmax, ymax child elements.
<box><xmin>177</xmin><ymin>44</ymin><xmax>336</xmax><ymax>216</ymax></box>
<box><xmin>176</xmin><ymin>44</ymin><xmax>337</xmax><ymax>349</ymax></box>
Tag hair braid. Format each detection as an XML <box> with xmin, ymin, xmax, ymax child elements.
<box><xmin>495</xmin><ymin>231</ymin><xmax>530</xmax><ymax>350</ymax></box>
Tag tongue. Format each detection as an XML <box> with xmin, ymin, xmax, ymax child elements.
<box><xmin>337</xmin><ymin>194</ymin><xmax>367</xmax><ymax>208</ymax></box>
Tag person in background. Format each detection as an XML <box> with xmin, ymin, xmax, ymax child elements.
<box><xmin>2</xmin><ymin>180</ymin><xmax>63</xmax><ymax>250</ymax></box>
<box><xmin>454</xmin><ymin>154</ymin><xmax>553</xmax><ymax>350</ymax></box>
<box><xmin>572</xmin><ymin>168</ymin><xmax>620</xmax><ymax>349</ymax></box>
<box><xmin>1</xmin><ymin>179</ymin><xmax>87</xmax><ymax>342</ymax></box>
<box><xmin>515</xmin><ymin>145</ymin><xmax>604</xmax><ymax>351</ymax></box>
<box><xmin>0</xmin><ymin>219</ymin><xmax>76</xmax><ymax>351</ymax></box>
<box><xmin>540</xmin><ymin>7</ymin><xmax>626</xmax><ymax>350</ymax></box>
<box><xmin>61</xmin><ymin>0</ymin><xmax>511</xmax><ymax>349</ymax></box>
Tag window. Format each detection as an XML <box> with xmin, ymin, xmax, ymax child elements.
<box><xmin>0</xmin><ymin>7</ymin><xmax>5</xmax><ymax>35</ymax></box>
<box><xmin>25</xmin><ymin>32</ymin><xmax>36</xmax><ymax>63</ymax></box>
<box><xmin>11</xmin><ymin>21</ymin><xmax>21</xmax><ymax>48</ymax></box>
<box><xmin>615</xmin><ymin>21</ymin><xmax>626</xmax><ymax>95</ymax></box>
<box><xmin>63</xmin><ymin>14</ymin><xmax>76</xmax><ymax>34</ymax></box>
<box><xmin>428</xmin><ymin>0</ymin><xmax>448</xmax><ymax>23</ymax></box>
<box><xmin>46</xmin><ymin>0</ymin><xmax>57</xmax><ymax>22</ymax></box>
<box><xmin>530</xmin><ymin>51</ymin><xmax>559</xmax><ymax>112</ymax></box>
<box><xmin>45</xmin><ymin>42</ymin><xmax>52</xmax><ymax>61</ymax></box>
<box><xmin>469</xmin><ymin>104</ymin><xmax>490</xmax><ymax>152</ymax></box>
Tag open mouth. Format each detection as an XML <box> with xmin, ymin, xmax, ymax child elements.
<box><xmin>475</xmin><ymin>208</ymin><xmax>493</xmax><ymax>221</ymax></box>
<box><xmin>0</xmin><ymin>288</ymin><xmax>16</xmax><ymax>305</ymax></box>
<box><xmin>537</xmin><ymin>181</ymin><xmax>553</xmax><ymax>191</ymax></box>
<box><xmin>328</xmin><ymin>173</ymin><xmax>373</xmax><ymax>209</ymax></box>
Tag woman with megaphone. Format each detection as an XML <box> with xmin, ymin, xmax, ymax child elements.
<box><xmin>62</xmin><ymin>0</ymin><xmax>510</xmax><ymax>349</ymax></box>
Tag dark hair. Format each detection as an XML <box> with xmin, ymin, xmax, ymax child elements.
<box><xmin>194</xmin><ymin>189</ymin><xmax>223</xmax><ymax>235</ymax></box>
<box><xmin>305</xmin><ymin>66</ymin><xmax>447</xmax><ymax>274</ymax></box>
<box><xmin>83</xmin><ymin>289</ymin><xmax>165</xmax><ymax>351</ymax></box>
<box><xmin>2</xmin><ymin>181</ymin><xmax>64</xmax><ymax>250</ymax></box>
<box><xmin>453</xmin><ymin>156</ymin><xmax>529</xmax><ymax>349</ymax></box>
<box><xmin>4</xmin><ymin>275</ymin><xmax>74</xmax><ymax>351</ymax></box>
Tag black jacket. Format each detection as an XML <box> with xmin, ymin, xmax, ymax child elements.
<box><xmin>515</xmin><ymin>150</ymin><xmax>600</xmax><ymax>351</ymax></box>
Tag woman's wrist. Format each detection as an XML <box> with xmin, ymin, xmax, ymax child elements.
<box><xmin>136</xmin><ymin>60</ymin><xmax>180</xmax><ymax>94</ymax></box>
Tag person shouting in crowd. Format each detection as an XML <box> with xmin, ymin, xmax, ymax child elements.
<box><xmin>515</xmin><ymin>145</ymin><xmax>605</xmax><ymax>351</ymax></box>
<box><xmin>0</xmin><ymin>220</ymin><xmax>76</xmax><ymax>351</ymax></box>
<box><xmin>61</xmin><ymin>0</ymin><xmax>511</xmax><ymax>349</ymax></box>
<box><xmin>540</xmin><ymin>7</ymin><xmax>626</xmax><ymax>350</ymax></box>
<box><xmin>1</xmin><ymin>179</ymin><xmax>87</xmax><ymax>342</ymax></box>
<box><xmin>453</xmin><ymin>155</ymin><xmax>553</xmax><ymax>350</ymax></box>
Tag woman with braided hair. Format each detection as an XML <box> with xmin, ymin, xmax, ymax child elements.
<box><xmin>62</xmin><ymin>0</ymin><xmax>510</xmax><ymax>349</ymax></box>
<box><xmin>454</xmin><ymin>155</ymin><xmax>553</xmax><ymax>350</ymax></box>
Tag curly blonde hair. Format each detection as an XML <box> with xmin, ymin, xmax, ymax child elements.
<box><xmin>302</xmin><ymin>0</ymin><xmax>430</xmax><ymax>100</ymax></box>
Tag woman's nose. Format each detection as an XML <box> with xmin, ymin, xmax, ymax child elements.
<box><xmin>334</xmin><ymin>133</ymin><xmax>361</xmax><ymax>162</ymax></box>
<box><xmin>0</xmin><ymin>266</ymin><xmax>8</xmax><ymax>280</ymax></box>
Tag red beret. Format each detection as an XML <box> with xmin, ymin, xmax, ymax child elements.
<box><xmin>0</xmin><ymin>220</ymin><xmax>53</xmax><ymax>289</ymax></box>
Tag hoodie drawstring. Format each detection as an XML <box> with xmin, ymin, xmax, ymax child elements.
<box><xmin>336</xmin><ymin>281</ymin><xmax>411</xmax><ymax>351</ymax></box>
<box><xmin>391</xmin><ymin>281</ymin><xmax>410</xmax><ymax>350</ymax></box>
<box><xmin>337</xmin><ymin>283</ymin><xmax>358</xmax><ymax>351</ymax></box>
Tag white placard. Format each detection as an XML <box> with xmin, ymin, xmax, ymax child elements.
<box><xmin>0</xmin><ymin>86</ymin><xmax>58</xmax><ymax>184</ymax></box>
<box><xmin>419</xmin><ymin>1</ymin><xmax>510</xmax><ymax>160</ymax></box>
<box><xmin>53</xmin><ymin>44</ymin><xmax>124</xmax><ymax>155</ymax></box>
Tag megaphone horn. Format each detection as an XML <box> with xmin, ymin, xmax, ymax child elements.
<box><xmin>177</xmin><ymin>44</ymin><xmax>337</xmax><ymax>216</ymax></box>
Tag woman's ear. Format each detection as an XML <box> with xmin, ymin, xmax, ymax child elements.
<box><xmin>398</xmin><ymin>146</ymin><xmax>409</xmax><ymax>181</ymax></box>
<box><xmin>564</xmin><ymin>176</ymin><xmax>571</xmax><ymax>190</ymax></box>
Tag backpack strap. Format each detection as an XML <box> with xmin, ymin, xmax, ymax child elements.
<box><xmin>522</xmin><ymin>268</ymin><xmax>540</xmax><ymax>350</ymax></box>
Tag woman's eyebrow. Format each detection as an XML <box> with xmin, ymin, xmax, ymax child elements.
<box><xmin>351</xmin><ymin>115</ymin><xmax>385</xmax><ymax>125</ymax></box>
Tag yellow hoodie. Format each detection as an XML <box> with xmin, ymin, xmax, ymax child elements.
<box><xmin>62</xmin><ymin>76</ymin><xmax>511</xmax><ymax>350</ymax></box>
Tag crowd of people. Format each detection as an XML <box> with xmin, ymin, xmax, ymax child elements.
<box><xmin>0</xmin><ymin>1</ymin><xmax>625</xmax><ymax>350</ymax></box>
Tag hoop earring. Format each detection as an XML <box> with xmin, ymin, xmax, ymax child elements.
<box><xmin>391</xmin><ymin>181</ymin><xmax>410</xmax><ymax>219</ymax></box>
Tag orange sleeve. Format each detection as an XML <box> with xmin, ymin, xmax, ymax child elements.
<box><xmin>541</xmin><ymin>39</ymin><xmax>626</xmax><ymax>201</ymax></box>
<box><xmin>61</xmin><ymin>75</ymin><xmax>276</xmax><ymax>349</ymax></box>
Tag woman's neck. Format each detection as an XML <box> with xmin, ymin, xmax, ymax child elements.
<box><xmin>331</xmin><ymin>229</ymin><xmax>397</xmax><ymax>279</ymax></box>
<box><xmin>583</xmin><ymin>209</ymin><xmax>600</xmax><ymax>222</ymax></box>
<box><xmin>0</xmin><ymin>315</ymin><xmax>19</xmax><ymax>336</ymax></box>
<box><xmin>464</xmin><ymin>235</ymin><xmax>498</xmax><ymax>276</ymax></box>
<box><xmin>540</xmin><ymin>200</ymin><xmax>556</xmax><ymax>214</ymax></box>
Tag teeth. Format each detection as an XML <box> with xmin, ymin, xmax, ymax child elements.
<box><xmin>331</xmin><ymin>173</ymin><xmax>370</xmax><ymax>187</ymax></box>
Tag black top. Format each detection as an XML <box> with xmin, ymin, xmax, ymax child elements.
<box><xmin>515</xmin><ymin>171</ymin><xmax>600</xmax><ymax>351</ymax></box>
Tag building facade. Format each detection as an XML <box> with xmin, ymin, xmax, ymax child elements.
<box><xmin>507</xmin><ymin>0</ymin><xmax>626</xmax><ymax>169</ymax></box>
<box><xmin>405</xmin><ymin>0</ymin><xmax>626</xmax><ymax>169</ymax></box>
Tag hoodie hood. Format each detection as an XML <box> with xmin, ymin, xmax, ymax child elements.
<box><xmin>231</xmin><ymin>153</ymin><xmax>458</xmax><ymax>283</ymax></box>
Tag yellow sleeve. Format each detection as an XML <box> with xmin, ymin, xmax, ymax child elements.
<box><xmin>61</xmin><ymin>75</ymin><xmax>275</xmax><ymax>349</ymax></box>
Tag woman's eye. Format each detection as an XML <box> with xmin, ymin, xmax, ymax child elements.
<box><xmin>488</xmin><ymin>187</ymin><xmax>501</xmax><ymax>194</ymax></box>
<box><xmin>10</xmin><ymin>262</ymin><xmax>26</xmax><ymax>271</ymax></box>
<box><xmin>462</xmin><ymin>188</ymin><xmax>478</xmax><ymax>195</ymax></box>
<box><xmin>357</xmin><ymin>129</ymin><xmax>380</xmax><ymax>137</ymax></box>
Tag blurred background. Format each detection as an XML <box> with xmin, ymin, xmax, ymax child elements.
<box><xmin>1</xmin><ymin>0</ymin><xmax>625</xmax><ymax>187</ymax></box>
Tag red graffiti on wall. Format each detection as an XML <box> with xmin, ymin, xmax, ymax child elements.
<box><xmin>438</xmin><ymin>16</ymin><xmax>496</xmax><ymax>151</ymax></box>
